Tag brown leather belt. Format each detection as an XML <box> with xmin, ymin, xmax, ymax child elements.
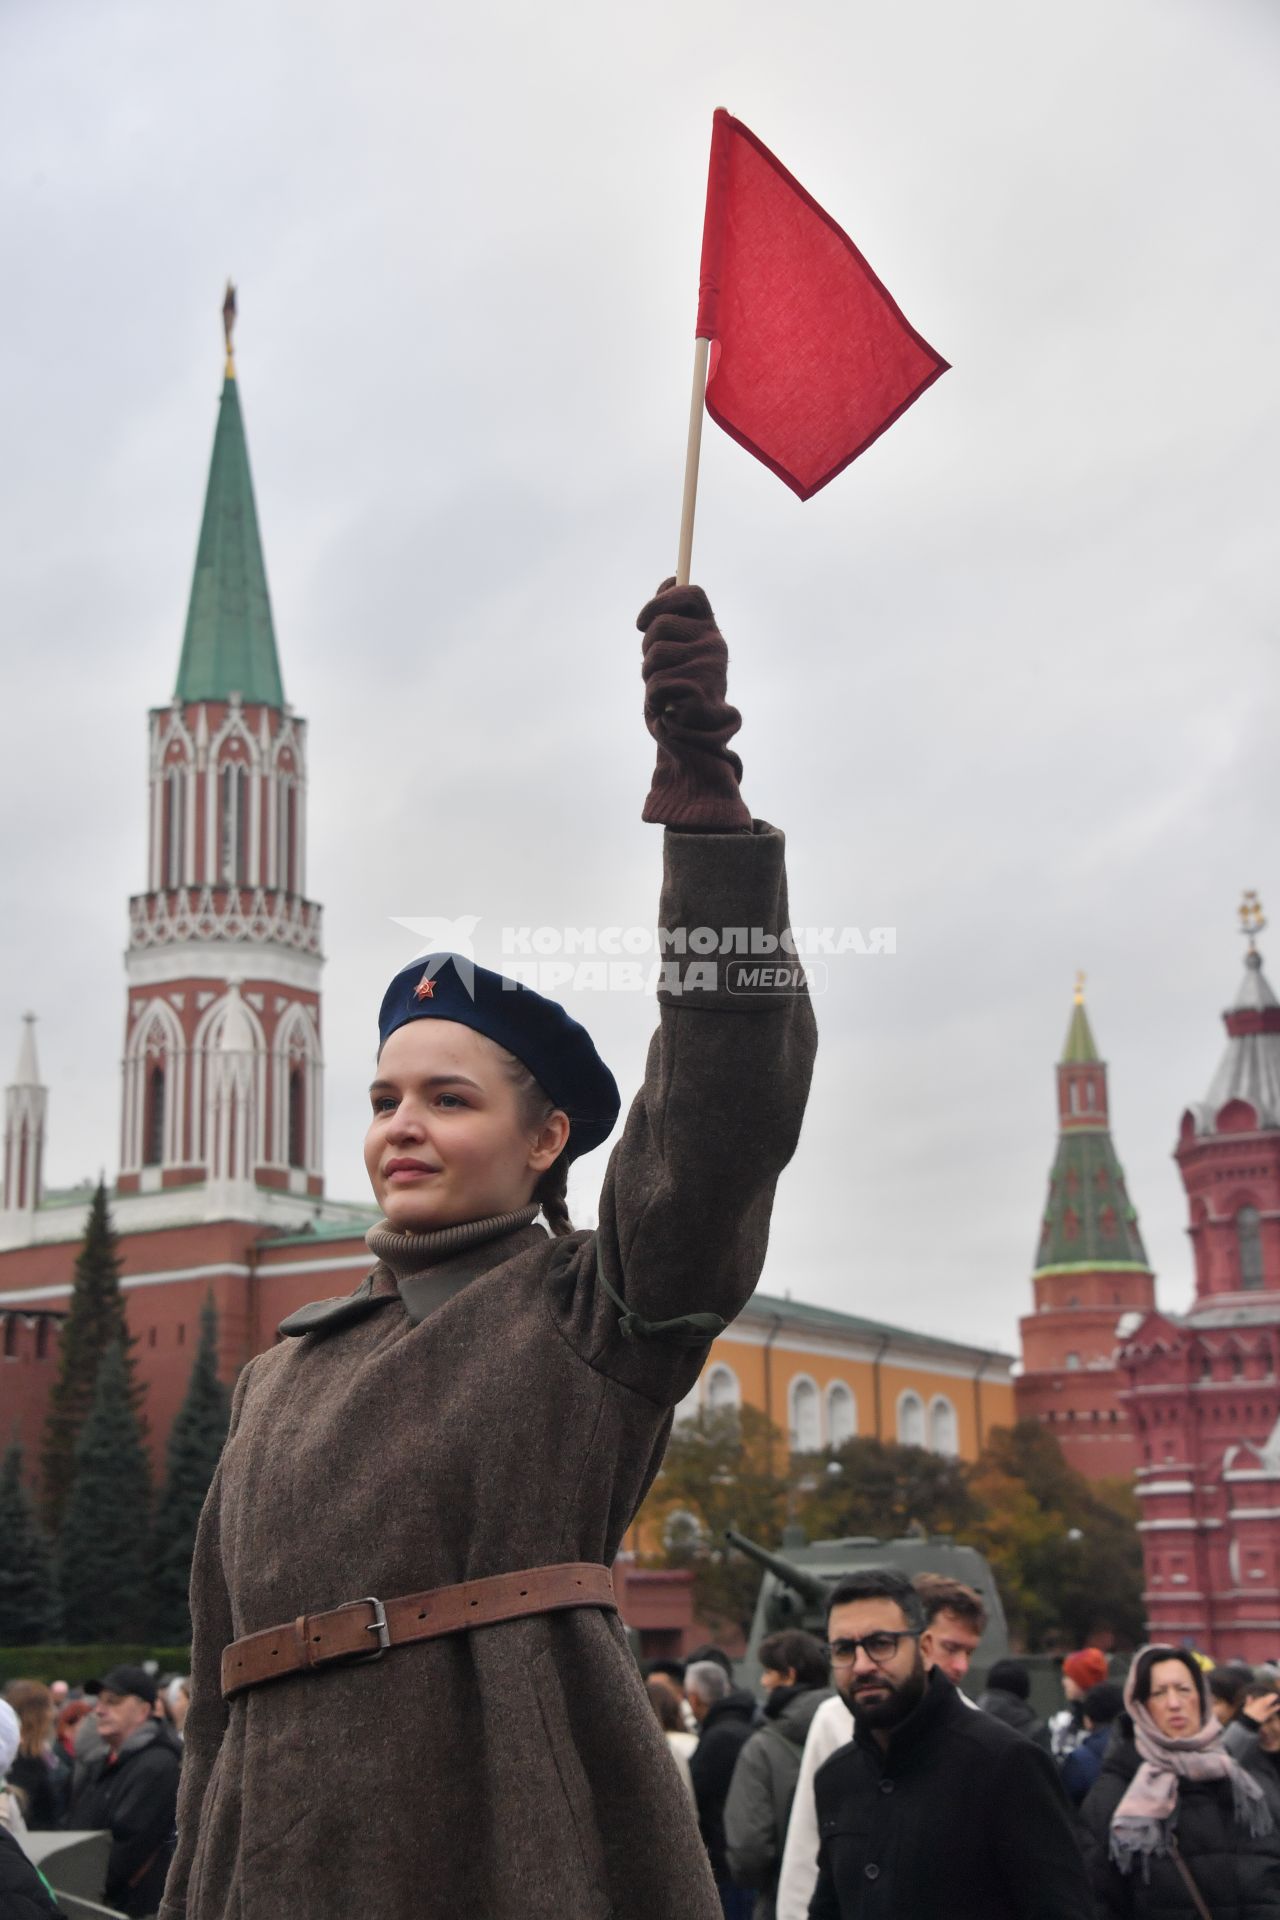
<box><xmin>221</xmin><ymin>1562</ymin><xmax>616</xmax><ymax>1700</ymax></box>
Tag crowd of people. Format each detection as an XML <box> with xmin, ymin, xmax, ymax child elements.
<box><xmin>1</xmin><ymin>1595</ymin><xmax>1279</xmax><ymax>1917</ymax></box>
<box><xmin>24</xmin><ymin>579</ymin><xmax>1273</xmax><ymax>1919</ymax></box>
<box><xmin>1</xmin><ymin>1667</ymin><xmax>187</xmax><ymax>1918</ymax></box>
<box><xmin>643</xmin><ymin>1572</ymin><xmax>1280</xmax><ymax>1919</ymax></box>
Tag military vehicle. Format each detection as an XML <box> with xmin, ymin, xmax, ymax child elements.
<box><xmin>728</xmin><ymin>1528</ymin><xmax>1011</xmax><ymax>1697</ymax></box>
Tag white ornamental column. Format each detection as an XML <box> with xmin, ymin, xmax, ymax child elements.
<box><xmin>0</xmin><ymin>1014</ymin><xmax>48</xmax><ymax>1247</ymax></box>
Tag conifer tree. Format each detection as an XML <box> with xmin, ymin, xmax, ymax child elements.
<box><xmin>149</xmin><ymin>1294</ymin><xmax>231</xmax><ymax>1642</ymax></box>
<box><xmin>41</xmin><ymin>1179</ymin><xmax>142</xmax><ymax>1532</ymax></box>
<box><xmin>0</xmin><ymin>1440</ymin><xmax>59</xmax><ymax>1643</ymax></box>
<box><xmin>57</xmin><ymin>1339</ymin><xmax>152</xmax><ymax>1643</ymax></box>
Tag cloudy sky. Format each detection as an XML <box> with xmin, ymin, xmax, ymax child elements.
<box><xmin>2</xmin><ymin>0</ymin><xmax>1276</xmax><ymax>1353</ymax></box>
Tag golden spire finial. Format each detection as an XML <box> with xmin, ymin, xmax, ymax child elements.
<box><xmin>1240</xmin><ymin>890</ymin><xmax>1266</xmax><ymax>952</ymax></box>
<box><xmin>222</xmin><ymin>280</ymin><xmax>237</xmax><ymax>378</ymax></box>
<box><xmin>1073</xmin><ymin>970</ymin><xmax>1086</xmax><ymax>1006</ymax></box>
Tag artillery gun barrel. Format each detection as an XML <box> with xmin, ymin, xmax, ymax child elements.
<box><xmin>723</xmin><ymin>1529</ymin><xmax>830</xmax><ymax>1608</ymax></box>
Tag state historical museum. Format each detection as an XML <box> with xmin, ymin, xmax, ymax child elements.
<box><xmin>1017</xmin><ymin>918</ymin><xmax>1280</xmax><ymax>1660</ymax></box>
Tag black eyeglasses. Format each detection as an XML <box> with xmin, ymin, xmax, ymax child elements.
<box><xmin>823</xmin><ymin>1630</ymin><xmax>923</xmax><ymax>1668</ymax></box>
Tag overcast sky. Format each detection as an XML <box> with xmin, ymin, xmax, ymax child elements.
<box><xmin>2</xmin><ymin>0</ymin><xmax>1277</xmax><ymax>1353</ymax></box>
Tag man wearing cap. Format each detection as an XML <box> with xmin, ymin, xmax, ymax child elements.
<box><xmin>65</xmin><ymin>1667</ymin><xmax>180</xmax><ymax>1917</ymax></box>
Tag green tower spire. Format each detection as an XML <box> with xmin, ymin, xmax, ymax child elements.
<box><xmin>1033</xmin><ymin>980</ymin><xmax>1150</xmax><ymax>1278</ymax></box>
<box><xmin>1061</xmin><ymin>973</ymin><xmax>1100</xmax><ymax>1065</ymax></box>
<box><xmin>173</xmin><ymin>286</ymin><xmax>285</xmax><ymax>709</ymax></box>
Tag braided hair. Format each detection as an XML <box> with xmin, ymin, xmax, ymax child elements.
<box><xmin>495</xmin><ymin>1047</ymin><xmax>574</xmax><ymax>1237</ymax></box>
<box><xmin>534</xmin><ymin>1153</ymin><xmax>572</xmax><ymax>1237</ymax></box>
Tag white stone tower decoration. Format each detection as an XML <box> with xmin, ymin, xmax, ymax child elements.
<box><xmin>117</xmin><ymin>289</ymin><xmax>325</xmax><ymax>1222</ymax></box>
<box><xmin>1</xmin><ymin>1015</ymin><xmax>48</xmax><ymax>1232</ymax></box>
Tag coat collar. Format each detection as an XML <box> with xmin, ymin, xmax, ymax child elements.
<box><xmin>852</xmin><ymin>1665</ymin><xmax>962</xmax><ymax>1772</ymax></box>
<box><xmin>701</xmin><ymin>1689</ymin><xmax>758</xmax><ymax>1734</ymax></box>
<box><xmin>276</xmin><ymin>1209</ymin><xmax>547</xmax><ymax>1338</ymax></box>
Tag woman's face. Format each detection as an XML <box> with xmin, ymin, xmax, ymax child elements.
<box><xmin>1145</xmin><ymin>1658</ymin><xmax>1203</xmax><ymax>1738</ymax></box>
<box><xmin>365</xmin><ymin>1019</ymin><xmax>567</xmax><ymax>1232</ymax></box>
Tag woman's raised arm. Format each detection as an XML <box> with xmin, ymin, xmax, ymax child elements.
<box><xmin>550</xmin><ymin>582</ymin><xmax>817</xmax><ymax>1402</ymax></box>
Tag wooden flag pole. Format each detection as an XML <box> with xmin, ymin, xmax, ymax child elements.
<box><xmin>676</xmin><ymin>336</ymin><xmax>711</xmax><ymax>586</ymax></box>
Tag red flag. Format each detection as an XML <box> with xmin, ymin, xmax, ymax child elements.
<box><xmin>696</xmin><ymin>111</ymin><xmax>948</xmax><ymax>501</ymax></box>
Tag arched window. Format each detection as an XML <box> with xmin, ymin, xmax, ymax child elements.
<box><xmin>144</xmin><ymin>1064</ymin><xmax>166</xmax><ymax>1167</ymax></box>
<box><xmin>898</xmin><ymin>1391</ymin><xmax>925</xmax><ymax>1447</ymax></box>
<box><xmin>221</xmin><ymin>764</ymin><xmax>250</xmax><ymax>885</ymax></box>
<box><xmin>277</xmin><ymin>778</ymin><xmax>299</xmax><ymax>896</ymax></box>
<box><xmin>1068</xmin><ymin>1082</ymin><xmax>1079</xmax><ymax>1114</ymax></box>
<box><xmin>2</xmin><ymin>1317</ymin><xmax>16</xmax><ymax>1359</ymax></box>
<box><xmin>705</xmin><ymin>1364</ymin><xmax>740</xmax><ymax>1413</ymax></box>
<box><xmin>789</xmin><ymin>1376</ymin><xmax>821</xmax><ymax>1452</ymax></box>
<box><xmin>1066</xmin><ymin>1351</ymin><xmax>1081</xmax><ymax>1371</ymax></box>
<box><xmin>929</xmin><ymin>1396</ymin><xmax>959</xmax><ymax>1456</ymax></box>
<box><xmin>673</xmin><ymin>1379</ymin><xmax>701</xmax><ymax>1425</ymax></box>
<box><xmin>1085</xmin><ymin>1080</ymin><xmax>1097</xmax><ymax>1110</ymax></box>
<box><xmin>288</xmin><ymin>1067</ymin><xmax>306</xmax><ymax>1170</ymax></box>
<box><xmin>827</xmin><ymin>1381</ymin><xmax>856</xmax><ymax>1448</ymax></box>
<box><xmin>35</xmin><ymin>1316</ymin><xmax>50</xmax><ymax>1360</ymax></box>
<box><xmin>1238</xmin><ymin>1208</ymin><xmax>1264</xmax><ymax>1291</ymax></box>
<box><xmin>163</xmin><ymin>767</ymin><xmax>185</xmax><ymax>888</ymax></box>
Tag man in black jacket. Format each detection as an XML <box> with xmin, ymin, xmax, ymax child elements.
<box><xmin>687</xmin><ymin>1660</ymin><xmax>758</xmax><ymax>1919</ymax></box>
<box><xmin>0</xmin><ymin>1826</ymin><xmax>68</xmax><ymax>1920</ymax></box>
<box><xmin>809</xmin><ymin>1569</ymin><xmax>1092</xmax><ymax>1920</ymax></box>
<box><xmin>65</xmin><ymin>1666</ymin><xmax>180</xmax><ymax>1918</ymax></box>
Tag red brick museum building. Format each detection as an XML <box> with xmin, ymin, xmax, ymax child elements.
<box><xmin>1017</xmin><ymin>914</ymin><xmax>1280</xmax><ymax>1660</ymax></box>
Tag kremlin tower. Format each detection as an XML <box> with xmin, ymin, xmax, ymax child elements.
<box><xmin>1015</xmin><ymin>979</ymin><xmax>1156</xmax><ymax>1477</ymax></box>
<box><xmin>0</xmin><ymin>294</ymin><xmax>377</xmax><ymax>1466</ymax></box>
<box><xmin>115</xmin><ymin>286</ymin><xmax>324</xmax><ymax>1220</ymax></box>
<box><xmin>1116</xmin><ymin>896</ymin><xmax>1280</xmax><ymax>1660</ymax></box>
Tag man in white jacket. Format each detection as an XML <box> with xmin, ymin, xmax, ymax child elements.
<box><xmin>774</xmin><ymin>1573</ymin><xmax>986</xmax><ymax>1920</ymax></box>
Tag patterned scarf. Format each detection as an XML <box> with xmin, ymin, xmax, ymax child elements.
<box><xmin>1110</xmin><ymin>1647</ymin><xmax>1272</xmax><ymax>1874</ymax></box>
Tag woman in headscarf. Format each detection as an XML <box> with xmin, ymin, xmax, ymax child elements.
<box><xmin>1081</xmin><ymin>1644</ymin><xmax>1280</xmax><ymax>1917</ymax></box>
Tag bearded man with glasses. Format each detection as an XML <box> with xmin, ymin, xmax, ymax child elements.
<box><xmin>807</xmin><ymin>1568</ymin><xmax>1092</xmax><ymax>1920</ymax></box>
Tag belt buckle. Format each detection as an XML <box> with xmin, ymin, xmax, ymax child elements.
<box><xmin>345</xmin><ymin>1595</ymin><xmax>391</xmax><ymax>1665</ymax></box>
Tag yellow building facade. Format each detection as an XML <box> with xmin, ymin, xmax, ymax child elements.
<box><xmin>684</xmin><ymin>1289</ymin><xmax>1014</xmax><ymax>1454</ymax></box>
<box><xmin>622</xmin><ymin>1288</ymin><xmax>1015</xmax><ymax>1556</ymax></box>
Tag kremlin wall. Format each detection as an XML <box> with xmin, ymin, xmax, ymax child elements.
<box><xmin>2</xmin><ymin>310</ymin><xmax>1278</xmax><ymax>1658</ymax></box>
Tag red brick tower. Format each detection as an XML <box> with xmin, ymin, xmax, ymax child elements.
<box><xmin>1015</xmin><ymin>979</ymin><xmax>1156</xmax><ymax>1477</ymax></box>
<box><xmin>1118</xmin><ymin>895</ymin><xmax>1280</xmax><ymax>1659</ymax></box>
<box><xmin>116</xmin><ymin>288</ymin><xmax>325</xmax><ymax>1220</ymax></box>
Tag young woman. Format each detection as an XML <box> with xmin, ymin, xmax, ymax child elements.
<box><xmin>160</xmin><ymin>582</ymin><xmax>817</xmax><ymax>1920</ymax></box>
<box><xmin>1</xmin><ymin>1684</ymin><xmax>61</xmax><ymax>1831</ymax></box>
<box><xmin>1081</xmin><ymin>1645</ymin><xmax>1280</xmax><ymax>1917</ymax></box>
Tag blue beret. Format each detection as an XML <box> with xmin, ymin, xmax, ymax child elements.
<box><xmin>377</xmin><ymin>953</ymin><xmax>621</xmax><ymax>1162</ymax></box>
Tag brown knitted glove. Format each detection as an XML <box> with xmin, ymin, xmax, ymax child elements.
<box><xmin>637</xmin><ymin>580</ymin><xmax>752</xmax><ymax>831</ymax></box>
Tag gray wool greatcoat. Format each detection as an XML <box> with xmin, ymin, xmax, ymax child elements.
<box><xmin>160</xmin><ymin>824</ymin><xmax>816</xmax><ymax>1920</ymax></box>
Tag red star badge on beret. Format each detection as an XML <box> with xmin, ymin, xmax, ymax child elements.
<box><xmin>413</xmin><ymin>975</ymin><xmax>436</xmax><ymax>1001</ymax></box>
